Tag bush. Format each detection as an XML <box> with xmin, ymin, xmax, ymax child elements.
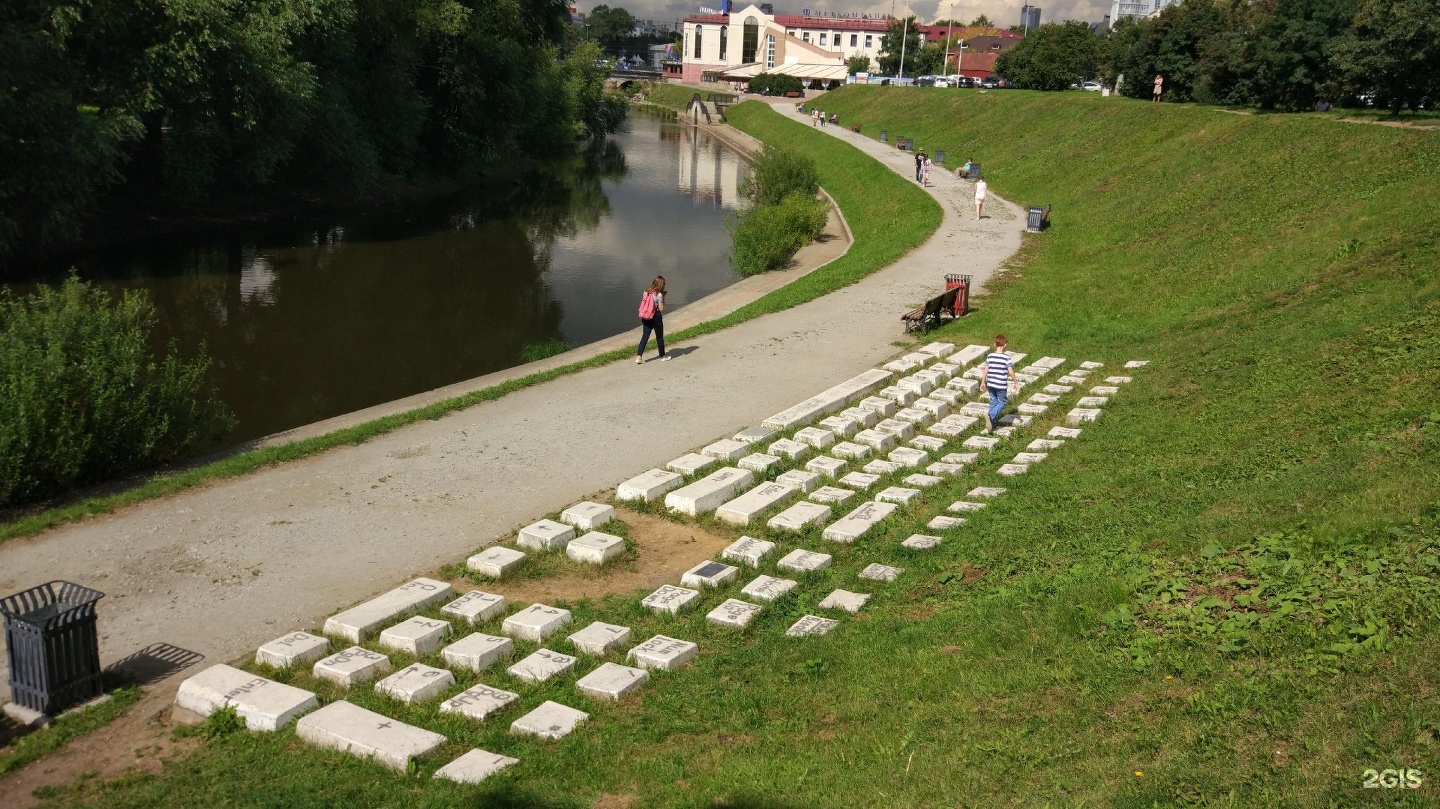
<box><xmin>0</xmin><ymin>277</ymin><xmax>233</xmax><ymax>507</ymax></box>
<box><xmin>731</xmin><ymin>191</ymin><xmax>829</xmax><ymax>276</ymax></box>
<box><xmin>748</xmin><ymin>73</ymin><xmax>805</xmax><ymax>96</ymax></box>
<box><xmin>743</xmin><ymin>147</ymin><xmax>821</xmax><ymax>208</ymax></box>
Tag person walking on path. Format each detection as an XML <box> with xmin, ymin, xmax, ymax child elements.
<box><xmin>812</xmin><ymin>108</ymin><xmax>819</xmax><ymax>126</ymax></box>
<box><xmin>636</xmin><ymin>276</ymin><xmax>671</xmax><ymax>363</ymax></box>
<box><xmin>921</xmin><ymin>153</ymin><xmax>932</xmax><ymax>187</ymax></box>
<box><xmin>984</xmin><ymin>334</ymin><xmax>1016</xmax><ymax>432</ymax></box>
<box><xmin>974</xmin><ymin>177</ymin><xmax>988</xmax><ymax>219</ymax></box>
<box><xmin>1152</xmin><ymin>74</ymin><xmax>1163</xmax><ymax>102</ymax></box>
<box><xmin>914</xmin><ymin>150</ymin><xmax>925</xmax><ymax>183</ymax></box>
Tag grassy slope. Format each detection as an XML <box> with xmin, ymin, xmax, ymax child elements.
<box><xmin>33</xmin><ymin>94</ymin><xmax>1440</xmax><ymax>807</ymax></box>
<box><xmin>641</xmin><ymin>83</ymin><xmax>737</xmax><ymax>112</ymax></box>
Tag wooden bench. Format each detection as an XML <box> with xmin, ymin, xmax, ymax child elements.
<box><xmin>901</xmin><ymin>287</ymin><xmax>960</xmax><ymax>334</ymax></box>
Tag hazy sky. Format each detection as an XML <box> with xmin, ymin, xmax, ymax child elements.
<box><xmin>584</xmin><ymin>0</ymin><xmax>1114</xmax><ymax>27</ymax></box>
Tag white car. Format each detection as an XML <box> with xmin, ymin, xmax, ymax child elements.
<box><xmin>933</xmin><ymin>78</ymin><xmax>951</xmax><ymax>88</ymax></box>
<box><xmin>1080</xmin><ymin>81</ymin><xmax>1103</xmax><ymax>92</ymax></box>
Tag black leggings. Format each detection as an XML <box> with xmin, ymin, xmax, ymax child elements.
<box><xmin>638</xmin><ymin>316</ymin><xmax>665</xmax><ymax>357</ymax></box>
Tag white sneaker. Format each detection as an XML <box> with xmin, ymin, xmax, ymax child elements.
<box><xmin>661</xmin><ymin>355</ymin><xmax>672</xmax><ymax>362</ymax></box>
<box><xmin>636</xmin><ymin>357</ymin><xmax>643</xmax><ymax>364</ymax></box>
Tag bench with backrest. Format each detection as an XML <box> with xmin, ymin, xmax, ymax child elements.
<box><xmin>901</xmin><ymin>287</ymin><xmax>959</xmax><ymax>334</ymax></box>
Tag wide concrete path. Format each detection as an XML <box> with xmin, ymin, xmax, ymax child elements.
<box><xmin>0</xmin><ymin>100</ymin><xmax>1022</xmax><ymax>698</ymax></box>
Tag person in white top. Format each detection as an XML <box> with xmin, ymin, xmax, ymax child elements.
<box><xmin>974</xmin><ymin>178</ymin><xmax>988</xmax><ymax>219</ymax></box>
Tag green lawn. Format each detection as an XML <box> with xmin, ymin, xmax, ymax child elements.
<box><xmin>19</xmin><ymin>91</ymin><xmax>1440</xmax><ymax>807</ymax></box>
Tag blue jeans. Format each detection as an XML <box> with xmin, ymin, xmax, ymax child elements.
<box><xmin>638</xmin><ymin>316</ymin><xmax>665</xmax><ymax>357</ymax></box>
<box><xmin>987</xmin><ymin>385</ymin><xmax>1008</xmax><ymax>427</ymax></box>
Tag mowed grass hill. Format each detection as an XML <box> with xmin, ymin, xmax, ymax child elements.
<box><xmin>32</xmin><ymin>92</ymin><xmax>1440</xmax><ymax>807</ymax></box>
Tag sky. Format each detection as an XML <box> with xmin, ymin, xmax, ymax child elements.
<box><xmin>581</xmin><ymin>0</ymin><xmax>1114</xmax><ymax>28</ymax></box>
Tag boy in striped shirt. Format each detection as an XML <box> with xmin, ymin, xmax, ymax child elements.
<box><xmin>985</xmin><ymin>334</ymin><xmax>1016</xmax><ymax>432</ymax></box>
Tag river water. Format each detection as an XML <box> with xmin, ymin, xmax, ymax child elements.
<box><xmin>20</xmin><ymin>114</ymin><xmax>749</xmax><ymax>443</ymax></box>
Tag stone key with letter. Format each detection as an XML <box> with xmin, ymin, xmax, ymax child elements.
<box><xmin>175</xmin><ymin>664</ymin><xmax>319</xmax><ymax>731</ymax></box>
<box><xmin>323</xmin><ymin>578</ymin><xmax>453</xmax><ymax>643</ymax></box>
<box><xmin>255</xmin><ymin>631</ymin><xmax>329</xmax><ymax>668</ymax></box>
<box><xmin>296</xmin><ymin>700</ymin><xmax>446</xmax><ymax>771</ymax></box>
<box><xmin>439</xmin><ymin>683</ymin><xmax>519</xmax><ymax>721</ymax></box>
<box><xmin>821</xmin><ymin>501</ymin><xmax>897</xmax><ymax>543</ymax></box>
<box><xmin>664</xmin><ymin>467</ymin><xmax>755</xmax><ymax>516</ymax></box>
<box><xmin>760</xmin><ymin>368</ymin><xmax>892</xmax><ymax>430</ymax></box>
<box><xmin>313</xmin><ymin>646</ymin><xmax>392</xmax><ymax>687</ymax></box>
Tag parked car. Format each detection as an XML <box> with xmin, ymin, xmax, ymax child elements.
<box><xmin>980</xmin><ymin>75</ymin><xmax>999</xmax><ymax>89</ymax></box>
<box><xmin>1080</xmin><ymin>81</ymin><xmax>1103</xmax><ymax>92</ymax></box>
<box><xmin>955</xmin><ymin>76</ymin><xmax>977</xmax><ymax>88</ymax></box>
<box><xmin>933</xmin><ymin>78</ymin><xmax>951</xmax><ymax>88</ymax></box>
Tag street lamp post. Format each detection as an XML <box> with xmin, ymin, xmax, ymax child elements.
<box><xmin>942</xmin><ymin>3</ymin><xmax>953</xmax><ymax>78</ymax></box>
<box><xmin>896</xmin><ymin>10</ymin><xmax>908</xmax><ymax>80</ymax></box>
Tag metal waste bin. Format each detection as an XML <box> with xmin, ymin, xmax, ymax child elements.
<box><xmin>1026</xmin><ymin>205</ymin><xmax>1048</xmax><ymax>232</ymax></box>
<box><xmin>880</xmin><ymin>129</ymin><xmax>888</xmax><ymax>143</ymax></box>
<box><xmin>2</xmin><ymin>581</ymin><xmax>105</xmax><ymax>715</ymax></box>
<box><xmin>945</xmin><ymin>274</ymin><xmax>972</xmax><ymax>317</ymax></box>
<box><xmin>967</xmin><ymin>163</ymin><xmax>982</xmax><ymax>180</ymax></box>
<box><xmin>935</xmin><ymin>150</ymin><xmax>946</xmax><ymax>164</ymax></box>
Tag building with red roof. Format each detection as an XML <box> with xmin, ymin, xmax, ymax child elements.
<box><xmin>680</xmin><ymin>4</ymin><xmax>891</xmax><ymax>87</ymax></box>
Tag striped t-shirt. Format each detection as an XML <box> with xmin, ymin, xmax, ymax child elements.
<box><xmin>985</xmin><ymin>351</ymin><xmax>1013</xmax><ymax>389</ymax></box>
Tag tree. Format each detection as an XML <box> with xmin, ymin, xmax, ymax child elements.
<box><xmin>1110</xmin><ymin>0</ymin><xmax>1227</xmax><ymax>102</ymax></box>
<box><xmin>970</xmin><ymin>14</ymin><xmax>993</xmax><ymax>27</ymax></box>
<box><xmin>1334</xmin><ymin>0</ymin><xmax>1439</xmax><ymax>112</ymax></box>
<box><xmin>847</xmin><ymin>54</ymin><xmax>872</xmax><ymax>74</ymax></box>
<box><xmin>585</xmin><ymin>4</ymin><xmax>636</xmax><ymax>54</ymax></box>
<box><xmin>1233</xmin><ymin>0</ymin><xmax>1357</xmax><ymax>111</ymax></box>
<box><xmin>877</xmin><ymin>15</ymin><xmax>922</xmax><ymax>76</ymax></box>
<box><xmin>995</xmin><ymin>21</ymin><xmax>1100</xmax><ymax>90</ymax></box>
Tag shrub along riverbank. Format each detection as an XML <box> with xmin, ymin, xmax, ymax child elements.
<box><xmin>730</xmin><ymin>148</ymin><xmax>829</xmax><ymax>276</ymax></box>
<box><xmin>16</xmin><ymin>94</ymin><xmax>1440</xmax><ymax>807</ymax></box>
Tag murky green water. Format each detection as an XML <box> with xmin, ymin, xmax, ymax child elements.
<box><xmin>14</xmin><ymin>115</ymin><xmax>748</xmax><ymax>443</ymax></box>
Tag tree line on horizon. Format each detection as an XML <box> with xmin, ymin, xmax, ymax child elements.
<box><xmin>0</xmin><ymin>0</ymin><xmax>626</xmax><ymax>267</ymax></box>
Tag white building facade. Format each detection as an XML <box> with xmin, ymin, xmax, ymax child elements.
<box><xmin>1110</xmin><ymin>0</ymin><xmax>1182</xmax><ymax>24</ymax></box>
<box><xmin>681</xmin><ymin>5</ymin><xmax>891</xmax><ymax>85</ymax></box>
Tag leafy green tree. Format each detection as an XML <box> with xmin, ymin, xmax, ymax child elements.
<box><xmin>970</xmin><ymin>14</ymin><xmax>992</xmax><ymax>27</ymax></box>
<box><xmin>995</xmin><ymin>21</ymin><xmax>1100</xmax><ymax>90</ymax></box>
<box><xmin>878</xmin><ymin>16</ymin><xmax>922</xmax><ymax>76</ymax></box>
<box><xmin>1111</xmin><ymin>0</ymin><xmax>1226</xmax><ymax>102</ymax></box>
<box><xmin>847</xmin><ymin>54</ymin><xmax>872</xmax><ymax>74</ymax></box>
<box><xmin>1334</xmin><ymin>0</ymin><xmax>1440</xmax><ymax>112</ymax></box>
<box><xmin>585</xmin><ymin>4</ymin><xmax>635</xmax><ymax>54</ymax></box>
<box><xmin>1234</xmin><ymin>0</ymin><xmax>1357</xmax><ymax>111</ymax></box>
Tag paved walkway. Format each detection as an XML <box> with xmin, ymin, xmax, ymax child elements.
<box><xmin>0</xmin><ymin>101</ymin><xmax>1022</xmax><ymax>703</ymax></box>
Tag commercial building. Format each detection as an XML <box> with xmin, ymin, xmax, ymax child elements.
<box><xmin>1109</xmin><ymin>0</ymin><xmax>1182</xmax><ymax>23</ymax></box>
<box><xmin>1019</xmin><ymin>5</ymin><xmax>1041</xmax><ymax>29</ymax></box>
<box><xmin>680</xmin><ymin>4</ymin><xmax>892</xmax><ymax>86</ymax></box>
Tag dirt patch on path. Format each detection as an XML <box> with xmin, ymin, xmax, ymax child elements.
<box><xmin>453</xmin><ymin>506</ymin><xmax>735</xmax><ymax>604</ymax></box>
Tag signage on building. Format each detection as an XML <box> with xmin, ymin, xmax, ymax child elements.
<box><xmin>802</xmin><ymin>9</ymin><xmax>879</xmax><ymax>18</ymax></box>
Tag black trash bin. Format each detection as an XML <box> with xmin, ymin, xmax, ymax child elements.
<box><xmin>880</xmin><ymin>129</ymin><xmax>888</xmax><ymax>143</ymax></box>
<box><xmin>935</xmin><ymin>149</ymin><xmax>946</xmax><ymax>164</ymax></box>
<box><xmin>2</xmin><ymin>581</ymin><xmax>105</xmax><ymax>715</ymax></box>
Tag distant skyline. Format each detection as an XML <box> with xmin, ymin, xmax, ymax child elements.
<box><xmin>576</xmin><ymin>0</ymin><xmax>1114</xmax><ymax>27</ymax></box>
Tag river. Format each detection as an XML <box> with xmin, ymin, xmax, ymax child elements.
<box><xmin>17</xmin><ymin>114</ymin><xmax>750</xmax><ymax>443</ymax></box>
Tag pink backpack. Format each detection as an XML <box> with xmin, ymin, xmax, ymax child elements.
<box><xmin>638</xmin><ymin>291</ymin><xmax>656</xmax><ymax>319</ymax></box>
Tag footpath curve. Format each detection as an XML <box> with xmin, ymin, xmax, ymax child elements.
<box><xmin>0</xmin><ymin>102</ymin><xmax>1023</xmax><ymax>710</ymax></box>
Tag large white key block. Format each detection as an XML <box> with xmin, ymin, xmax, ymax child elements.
<box><xmin>502</xmin><ymin>604</ymin><xmax>572</xmax><ymax>641</ymax></box>
<box><xmin>761</xmin><ymin>369</ymin><xmax>892</xmax><ymax>430</ymax></box>
<box><xmin>323</xmin><ymin>578</ymin><xmax>452</xmax><ymax>643</ymax></box>
<box><xmin>296</xmin><ymin>701</ymin><xmax>445</xmax><ymax>771</ymax></box>
<box><xmin>516</xmin><ymin>518</ymin><xmax>575</xmax><ymax>551</ymax></box>
<box><xmin>576</xmin><ymin>662</ymin><xmax>650</xmax><ymax>700</ymax></box>
<box><xmin>822</xmin><ymin>501</ymin><xmax>897</xmax><ymax>543</ymax></box>
<box><xmin>256</xmin><ymin>632</ymin><xmax>329</xmax><ymax>669</ymax></box>
<box><xmin>175</xmin><ymin>664</ymin><xmax>318</xmax><ymax>731</ymax></box>
<box><xmin>716</xmin><ymin>481</ymin><xmax>797</xmax><ymax>525</ymax></box>
<box><xmin>617</xmin><ymin>469</ymin><xmax>684</xmax><ymax>503</ymax></box>
<box><xmin>664</xmin><ymin>467</ymin><xmax>755</xmax><ymax>516</ymax></box>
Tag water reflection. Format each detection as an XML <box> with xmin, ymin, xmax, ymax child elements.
<box><xmin>10</xmin><ymin>116</ymin><xmax>745</xmax><ymax>443</ymax></box>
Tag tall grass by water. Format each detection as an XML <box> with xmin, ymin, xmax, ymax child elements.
<box><xmin>32</xmin><ymin>93</ymin><xmax>1440</xmax><ymax>806</ymax></box>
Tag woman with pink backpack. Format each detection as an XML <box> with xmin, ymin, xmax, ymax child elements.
<box><xmin>636</xmin><ymin>275</ymin><xmax>671</xmax><ymax>363</ymax></box>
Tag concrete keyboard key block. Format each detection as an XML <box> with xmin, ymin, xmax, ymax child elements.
<box><xmin>930</xmin><ymin>388</ymin><xmax>963</xmax><ymax>406</ymax></box>
<box><xmin>948</xmin><ymin>378</ymin><xmax>980</xmax><ymax>396</ymax></box>
<box><xmin>296</xmin><ymin>700</ymin><xmax>446</xmax><ymax>770</ymax></box>
<box><xmin>963</xmin><ymin>436</ymin><xmax>1000</xmax><ymax>452</ymax></box>
<box><xmin>927</xmin><ymin>423</ymin><xmax>967</xmax><ymax>439</ymax></box>
<box><xmin>517</xmin><ymin>518</ymin><xmax>575</xmax><ymax>551</ymax></box>
<box><xmin>903</xmin><ymin>351</ymin><xmax>935</xmax><ymax>366</ymax></box>
<box><xmin>1067</xmin><ymin>408</ymin><xmax>1102</xmax><ymax>425</ymax></box>
<box><xmin>876</xmin><ymin>418</ymin><xmax>917</xmax><ymax>441</ymax></box>
<box><xmin>818</xmin><ymin>415</ymin><xmax>859</xmax><ymax>438</ymax></box>
<box><xmin>949</xmin><ymin>500</ymin><xmax>987</xmax><ymax>512</ymax></box>
<box><xmin>627</xmin><ymin>635</ymin><xmax>699</xmax><ymax>671</ymax></box>
<box><xmin>1027</xmin><ymin>439</ymin><xmax>1065</xmax><ymax>451</ymax></box>
<box><xmin>775</xmin><ymin>470</ymin><xmax>822</xmax><ymax>492</ymax></box>
<box><xmin>942</xmin><ymin>451</ymin><xmax>980</xmax><ymax>465</ymax></box>
<box><xmin>468</xmin><ymin>547</ymin><xmax>527</xmax><ymax>578</ymax></box>
<box><xmin>324</xmin><ymin>578</ymin><xmax>453</xmax><ymax>642</ymax></box>
<box><xmin>665</xmin><ymin>467</ymin><xmax>755</xmax><ymax>516</ymax></box>
<box><xmin>314</xmin><ymin>646</ymin><xmax>392</xmax><ymax>687</ymax></box>
<box><xmin>642</xmin><ymin>584</ymin><xmax>702</xmax><ymax>615</ymax></box>
<box><xmin>1049</xmin><ymin>426</ymin><xmax>1083</xmax><ymax>439</ymax></box>
<box><xmin>777</xmin><ymin>549</ymin><xmax>833</xmax><ymax>573</ymax></box>
<box><xmin>1090</xmin><ymin>385</ymin><xmax>1120</xmax><ymax>395</ymax></box>
<box><xmin>1105</xmin><ymin>375</ymin><xmax>1133</xmax><ymax>384</ymax></box>
<box><xmin>888</xmin><ymin>447</ymin><xmax>929</xmax><ymax>467</ymax></box>
<box><xmin>175</xmin><ymin>664</ymin><xmax>318</xmax><ymax>731</ymax></box>
<box><xmin>742</xmin><ymin>575</ymin><xmax>798</xmax><ymax>602</ymax></box>
<box><xmin>1034</xmin><ymin>356</ymin><xmax>1067</xmax><ymax>369</ymax></box>
<box><xmin>379</xmin><ymin>616</ymin><xmax>450</xmax><ymax>656</ymax></box>
<box><xmin>1014</xmin><ymin>452</ymin><xmax>1048</xmax><ymax>464</ymax></box>
<box><xmin>818</xmin><ymin>590</ymin><xmax>871</xmax><ymax>614</ymax></box>
<box><xmin>894</xmin><ymin>408</ymin><xmax>932</xmax><ymax>427</ymax></box>
<box><xmin>883</xmin><ymin>359</ymin><xmax>918</xmax><ymax>373</ymax></box>
<box><xmin>734</xmin><ymin>426</ymin><xmax>777</xmax><ymax>444</ymax></box>
<box><xmin>503</xmin><ymin>604</ymin><xmax>572</xmax><ymax>641</ymax></box>
<box><xmin>940</xmin><ymin>414</ymin><xmax>981</xmax><ymax>431</ymax></box>
<box><xmin>577</xmin><ymin>662</ymin><xmax>650</xmax><ymax>700</ymax></box>
<box><xmin>853</xmin><ymin>429</ymin><xmax>897</xmax><ymax>452</ymax></box>
<box><xmin>1043</xmin><ymin>384</ymin><xmax>1074</xmax><ymax>395</ymax></box>
<box><xmin>997</xmin><ymin>463</ymin><xmax>1029</xmax><ymax>476</ymax></box>
<box><xmin>919</xmin><ymin>341</ymin><xmax>956</xmax><ymax>357</ymax></box>
<box><xmin>927</xmin><ymin>516</ymin><xmax>966</xmax><ymax>531</ymax></box>
<box><xmin>840</xmin><ymin>406</ymin><xmax>880</xmax><ymax>428</ymax></box>
<box><xmin>953</xmin><ymin>344</ymin><xmax>990</xmax><ymax>366</ymax></box>
<box><xmin>806</xmin><ymin>456</ymin><xmax>847</xmax><ymax>478</ymax></box>
<box><xmin>376</xmin><ymin>663</ymin><xmax>455</xmax><ymax>703</ymax></box>
<box><xmin>1076</xmin><ymin>396</ymin><xmax>1108</xmax><ymax>407</ymax></box>
<box><xmin>717</xmin><ymin>481</ymin><xmax>798</xmax><ymax>525</ymax></box>
<box><xmin>508</xmin><ymin>649</ymin><xmax>577</xmax><ymax>683</ymax></box>
<box><xmin>722</xmin><ymin>536</ymin><xmax>776</xmax><ymax>567</ymax></box>
<box><xmin>793</xmin><ymin>427</ymin><xmax>836</xmax><ymax>449</ymax></box>
<box><xmin>879</xmin><ymin>386</ymin><xmax>918</xmax><ymax>406</ymax></box>
<box><xmin>760</xmin><ymin>369</ymin><xmax>892</xmax><ymax>431</ymax></box>
<box><xmin>1018</xmin><ymin>403</ymin><xmax>1048</xmax><ymax>416</ymax></box>
<box><xmin>927</xmin><ymin>462</ymin><xmax>965</xmax><ymax>476</ymax></box>
<box><xmin>809</xmin><ymin>486</ymin><xmax>856</xmax><ymax>504</ymax></box>
<box><xmin>875</xmin><ymin>487</ymin><xmax>920</xmax><ymax>507</ymax></box>
<box><xmin>567</xmin><ymin>531</ymin><xmax>626</xmax><ymax>564</ymax></box>
<box><xmin>904</xmin><ymin>473</ymin><xmax>944</xmax><ymax>488</ymax></box>
<box><xmin>739</xmin><ymin>453</ymin><xmax>781</xmax><ymax>473</ymax></box>
<box><xmin>902</xmin><ymin>534</ymin><xmax>943</xmax><ymax>549</ymax></box>
<box><xmin>1124</xmin><ymin>360</ymin><xmax>1150</xmax><ymax>368</ymax></box>
<box><xmin>425</xmin><ymin>679</ymin><xmax>487</xmax><ymax>721</ymax></box>
<box><xmin>962</xmin><ymin>366</ymin><xmax>986</xmax><ymax>380</ymax></box>
<box><xmin>682</xmin><ymin>560</ymin><xmax>741</xmax><ymax>588</ymax></box>
<box><xmin>767</xmin><ymin>501</ymin><xmax>832</xmax><ymax>531</ymax></box>
<box><xmin>997</xmin><ymin>414</ymin><xmax>1034</xmax><ymax>428</ymax></box>
<box><xmin>617</xmin><ymin>469</ymin><xmax>684</xmax><ymax>503</ymax></box>
<box><xmin>510</xmin><ymin>700</ymin><xmax>589</xmax><ymax>740</ymax></box>
<box><xmin>668</xmin><ymin>452</ymin><xmax>718</xmax><ymax>475</ymax></box>
<box><xmin>897</xmin><ymin>375</ymin><xmax>934</xmax><ymax>396</ymax></box>
<box><xmin>442</xmin><ymin>634</ymin><xmax>513</xmax><ymax>672</ymax></box>
<box><xmin>256</xmin><ymin>632</ymin><xmax>329</xmax><ymax>669</ymax></box>
<box><xmin>768</xmin><ymin>438</ymin><xmax>810</xmax><ymax>460</ymax></box>
<box><xmin>838</xmin><ymin>471</ymin><xmax>880</xmax><ymax>490</ymax></box>
<box><xmin>1080</xmin><ymin>360</ymin><xmax>1105</xmax><ymax>369</ymax></box>
<box><xmin>434</xmin><ymin>749</ymin><xmax>519</xmax><ymax>784</ymax></box>
<box><xmin>968</xmin><ymin>486</ymin><xmax>1007</xmax><ymax>499</ymax></box>
<box><xmin>1058</xmin><ymin>375</ymin><xmax>1086</xmax><ymax>385</ymax></box>
<box><xmin>443</xmin><ymin>591</ymin><xmax>507</xmax><ymax>625</ymax></box>
<box><xmin>860</xmin><ymin>563</ymin><xmax>903</xmax><ymax>582</ymax></box>
<box><xmin>858</xmin><ymin>397</ymin><xmax>897</xmax><ymax>418</ymax></box>
<box><xmin>702</xmin><ymin>438</ymin><xmax>750</xmax><ymax>461</ymax></box>
<box><xmin>787</xmin><ymin>615</ymin><xmax>839</xmax><ymax>637</ymax></box>
<box><xmin>1028</xmin><ymin>393</ymin><xmax>1059</xmax><ymax>404</ymax></box>
<box><xmin>706</xmin><ymin>599</ymin><xmax>763</xmax><ymax>629</ymax></box>
<box><xmin>913</xmin><ymin>397</ymin><xmax>949</xmax><ymax>417</ymax></box>
<box><xmin>863</xmin><ymin>459</ymin><xmax>904</xmax><ymax>475</ymax></box>
<box><xmin>561</xmin><ymin>502</ymin><xmax>614</xmax><ymax>531</ymax></box>
<box><xmin>568</xmin><ymin>622</ymin><xmax>632</xmax><ymax>655</ymax></box>
<box><xmin>910</xmin><ymin>435</ymin><xmax>946</xmax><ymax>452</ymax></box>
<box><xmin>959</xmin><ymin>402</ymin><xmax>991</xmax><ymax>418</ymax></box>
